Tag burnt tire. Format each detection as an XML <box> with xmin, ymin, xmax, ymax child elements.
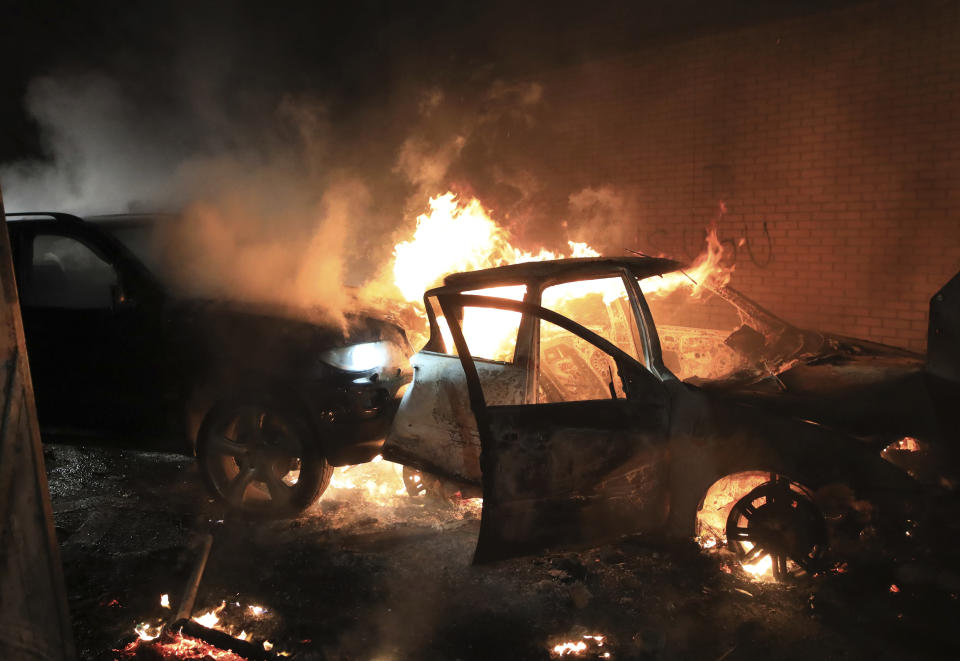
<box><xmin>197</xmin><ymin>399</ymin><xmax>332</xmax><ymax>517</ymax></box>
<box><xmin>725</xmin><ymin>476</ymin><xmax>827</xmax><ymax>581</ymax></box>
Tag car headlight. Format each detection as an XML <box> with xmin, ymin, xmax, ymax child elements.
<box><xmin>320</xmin><ymin>341</ymin><xmax>403</xmax><ymax>373</ymax></box>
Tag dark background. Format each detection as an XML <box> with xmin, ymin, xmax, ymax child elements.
<box><xmin>1</xmin><ymin>0</ymin><xmax>864</xmax><ymax>164</ymax></box>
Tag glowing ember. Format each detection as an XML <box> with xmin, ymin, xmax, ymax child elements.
<box><xmin>160</xmin><ymin>593</ymin><xmax>170</xmax><ymax>609</ymax></box>
<box><xmin>263</xmin><ymin>640</ymin><xmax>274</xmax><ymax>651</ymax></box>
<box><xmin>249</xmin><ymin>604</ymin><xmax>267</xmax><ymax>616</ymax></box>
<box><xmin>120</xmin><ymin>630</ymin><xmax>247</xmax><ymax>660</ymax></box>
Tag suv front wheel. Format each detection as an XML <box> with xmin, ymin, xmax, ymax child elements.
<box><xmin>197</xmin><ymin>400</ymin><xmax>332</xmax><ymax>517</ymax></box>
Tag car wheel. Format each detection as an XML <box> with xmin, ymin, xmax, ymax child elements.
<box><xmin>725</xmin><ymin>475</ymin><xmax>827</xmax><ymax>581</ymax></box>
<box><xmin>198</xmin><ymin>401</ymin><xmax>332</xmax><ymax>517</ymax></box>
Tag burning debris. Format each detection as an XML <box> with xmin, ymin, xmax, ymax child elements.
<box><xmin>549</xmin><ymin>632</ymin><xmax>611</xmax><ymax>659</ymax></box>
<box><xmin>121</xmin><ymin>629</ymin><xmax>249</xmax><ymax>660</ymax></box>
<box><xmin>128</xmin><ymin>596</ymin><xmax>283</xmax><ymax>660</ymax></box>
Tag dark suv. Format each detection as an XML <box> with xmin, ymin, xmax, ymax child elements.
<box><xmin>5</xmin><ymin>212</ymin><xmax>412</xmax><ymax>515</ymax></box>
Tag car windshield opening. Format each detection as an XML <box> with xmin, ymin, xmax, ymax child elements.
<box><xmin>640</xmin><ymin>277</ymin><xmax>762</xmax><ymax>383</ymax></box>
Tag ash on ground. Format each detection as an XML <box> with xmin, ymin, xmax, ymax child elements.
<box><xmin>46</xmin><ymin>443</ymin><xmax>960</xmax><ymax>661</ymax></box>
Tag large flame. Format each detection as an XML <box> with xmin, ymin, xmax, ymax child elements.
<box><xmin>390</xmin><ymin>192</ymin><xmax>731</xmax><ymax>358</ymax></box>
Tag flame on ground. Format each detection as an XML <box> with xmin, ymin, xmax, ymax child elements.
<box><xmin>550</xmin><ymin>633</ymin><xmax>610</xmax><ymax>658</ymax></box>
<box><xmin>192</xmin><ymin>601</ymin><xmax>225</xmax><ymax>629</ymax></box>
<box><xmin>128</xmin><ymin>598</ymin><xmax>284</xmax><ymax>659</ymax></box>
<box><xmin>135</xmin><ymin>621</ymin><xmax>163</xmax><ymax>641</ymax></box>
<box><xmin>325</xmin><ymin>455</ymin><xmax>409</xmax><ymax>505</ymax></box>
<box><xmin>739</xmin><ymin>543</ymin><xmax>775</xmax><ymax>579</ymax></box>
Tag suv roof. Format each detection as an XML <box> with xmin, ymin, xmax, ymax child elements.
<box><xmin>5</xmin><ymin>212</ymin><xmax>84</xmax><ymax>223</ymax></box>
<box><xmin>440</xmin><ymin>256</ymin><xmax>685</xmax><ymax>289</ymax></box>
<box><xmin>5</xmin><ymin>212</ymin><xmax>170</xmax><ymax>225</ymax></box>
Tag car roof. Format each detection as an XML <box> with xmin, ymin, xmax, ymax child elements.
<box><xmin>440</xmin><ymin>256</ymin><xmax>686</xmax><ymax>289</ymax></box>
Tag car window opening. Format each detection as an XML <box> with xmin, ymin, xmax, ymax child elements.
<box><xmin>429</xmin><ymin>286</ymin><xmax>526</xmax><ymax>362</ymax></box>
<box><xmin>538</xmin><ymin>318</ymin><xmax>626</xmax><ymax>403</ymax></box>
<box><xmin>25</xmin><ymin>234</ymin><xmax>118</xmax><ymax>309</ymax></box>
<box><xmin>641</xmin><ymin>279</ymin><xmax>757</xmax><ymax>383</ymax></box>
<box><xmin>540</xmin><ymin>277</ymin><xmax>644</xmax><ymax>367</ymax></box>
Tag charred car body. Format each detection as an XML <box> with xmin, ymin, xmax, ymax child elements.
<box><xmin>384</xmin><ymin>257</ymin><xmax>947</xmax><ymax>576</ymax></box>
<box><xmin>5</xmin><ymin>212</ymin><xmax>412</xmax><ymax>514</ymax></box>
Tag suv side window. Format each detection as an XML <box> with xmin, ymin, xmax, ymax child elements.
<box><xmin>23</xmin><ymin>234</ymin><xmax>118</xmax><ymax>309</ymax></box>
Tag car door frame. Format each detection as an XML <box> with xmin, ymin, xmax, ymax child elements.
<box><xmin>527</xmin><ymin>266</ymin><xmax>672</xmax><ymax>393</ymax></box>
<box><xmin>13</xmin><ymin>219</ymin><xmax>168</xmax><ymax>434</ymax></box>
<box><xmin>437</xmin><ymin>292</ymin><xmax>672</xmax><ymax>562</ymax></box>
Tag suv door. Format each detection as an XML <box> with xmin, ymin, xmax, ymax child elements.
<box><xmin>439</xmin><ymin>293</ymin><xmax>671</xmax><ymax>562</ymax></box>
<box><xmin>17</xmin><ymin>226</ymin><xmax>166</xmax><ymax>435</ymax></box>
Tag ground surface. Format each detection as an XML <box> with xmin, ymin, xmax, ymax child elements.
<box><xmin>45</xmin><ymin>442</ymin><xmax>960</xmax><ymax>661</ymax></box>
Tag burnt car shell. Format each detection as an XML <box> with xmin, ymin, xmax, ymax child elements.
<box><xmin>384</xmin><ymin>257</ymin><xmax>921</xmax><ymax>563</ymax></box>
<box><xmin>437</xmin><ymin>292</ymin><xmax>918</xmax><ymax>562</ymax></box>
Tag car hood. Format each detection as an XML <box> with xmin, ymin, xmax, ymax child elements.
<box><xmin>694</xmin><ymin>286</ymin><xmax>923</xmax><ymax>389</ymax></box>
<box><xmin>168</xmin><ymin>296</ymin><xmax>411</xmax><ymax>347</ymax></box>
<box><xmin>707</xmin><ymin>330</ymin><xmax>933</xmax><ymax>443</ymax></box>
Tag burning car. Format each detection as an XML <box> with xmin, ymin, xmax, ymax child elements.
<box><xmin>384</xmin><ymin>256</ymin><xmax>935</xmax><ymax>577</ymax></box>
<box><xmin>4</xmin><ymin>212</ymin><xmax>412</xmax><ymax>515</ymax></box>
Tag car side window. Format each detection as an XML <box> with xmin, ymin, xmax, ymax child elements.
<box><xmin>428</xmin><ymin>286</ymin><xmax>526</xmax><ymax>362</ymax></box>
<box><xmin>540</xmin><ymin>277</ymin><xmax>645</xmax><ymax>367</ymax></box>
<box><xmin>538</xmin><ymin>318</ymin><xmax>626</xmax><ymax>403</ymax></box>
<box><xmin>23</xmin><ymin>234</ymin><xmax>118</xmax><ymax>309</ymax></box>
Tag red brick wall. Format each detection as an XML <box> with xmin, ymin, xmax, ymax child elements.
<box><xmin>538</xmin><ymin>0</ymin><xmax>960</xmax><ymax>352</ymax></box>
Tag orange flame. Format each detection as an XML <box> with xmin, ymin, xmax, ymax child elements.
<box><xmin>390</xmin><ymin>193</ymin><xmax>731</xmax><ymax>358</ymax></box>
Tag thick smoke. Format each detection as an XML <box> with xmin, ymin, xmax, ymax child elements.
<box><xmin>0</xmin><ymin>75</ymin><xmax>188</xmax><ymax>214</ymax></box>
<box><xmin>0</xmin><ymin>70</ymin><xmax>640</xmax><ymax>327</ymax></box>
